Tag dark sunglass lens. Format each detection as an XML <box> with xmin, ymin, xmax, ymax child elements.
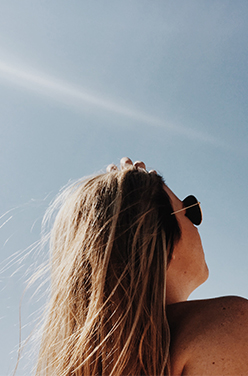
<box><xmin>183</xmin><ymin>195</ymin><xmax>202</xmax><ymax>226</ymax></box>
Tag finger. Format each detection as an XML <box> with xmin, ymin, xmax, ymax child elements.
<box><xmin>133</xmin><ymin>161</ymin><xmax>146</xmax><ymax>171</ymax></box>
<box><xmin>120</xmin><ymin>157</ymin><xmax>133</xmax><ymax>170</ymax></box>
<box><xmin>106</xmin><ymin>163</ymin><xmax>118</xmax><ymax>172</ymax></box>
<box><xmin>148</xmin><ymin>169</ymin><xmax>157</xmax><ymax>174</ymax></box>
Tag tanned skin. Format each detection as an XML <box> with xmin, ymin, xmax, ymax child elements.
<box><xmin>167</xmin><ymin>296</ymin><xmax>248</xmax><ymax>375</ymax></box>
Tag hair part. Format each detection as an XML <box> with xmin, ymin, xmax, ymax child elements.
<box><xmin>35</xmin><ymin>167</ymin><xmax>181</xmax><ymax>376</ymax></box>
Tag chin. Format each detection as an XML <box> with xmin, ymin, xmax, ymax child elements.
<box><xmin>199</xmin><ymin>261</ymin><xmax>209</xmax><ymax>287</ymax></box>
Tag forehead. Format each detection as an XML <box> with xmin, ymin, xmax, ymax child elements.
<box><xmin>163</xmin><ymin>184</ymin><xmax>182</xmax><ymax>211</ymax></box>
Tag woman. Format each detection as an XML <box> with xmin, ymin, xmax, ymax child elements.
<box><xmin>35</xmin><ymin>157</ymin><xmax>248</xmax><ymax>376</ymax></box>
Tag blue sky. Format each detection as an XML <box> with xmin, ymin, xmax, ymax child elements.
<box><xmin>1</xmin><ymin>1</ymin><xmax>248</xmax><ymax>374</ymax></box>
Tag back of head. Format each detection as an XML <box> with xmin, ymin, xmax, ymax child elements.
<box><xmin>36</xmin><ymin>167</ymin><xmax>181</xmax><ymax>376</ymax></box>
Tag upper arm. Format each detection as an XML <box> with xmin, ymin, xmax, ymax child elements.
<box><xmin>183</xmin><ymin>296</ymin><xmax>248</xmax><ymax>375</ymax></box>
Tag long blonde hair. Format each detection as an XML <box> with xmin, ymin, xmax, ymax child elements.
<box><xmin>35</xmin><ymin>167</ymin><xmax>181</xmax><ymax>376</ymax></box>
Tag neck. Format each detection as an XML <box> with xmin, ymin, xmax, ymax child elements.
<box><xmin>166</xmin><ymin>279</ymin><xmax>191</xmax><ymax>305</ymax></box>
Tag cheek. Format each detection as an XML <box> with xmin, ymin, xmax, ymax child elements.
<box><xmin>180</xmin><ymin>216</ymin><xmax>202</xmax><ymax>251</ymax></box>
<box><xmin>175</xmin><ymin>221</ymin><xmax>205</xmax><ymax>269</ymax></box>
<box><xmin>185</xmin><ymin>229</ymin><xmax>208</xmax><ymax>282</ymax></box>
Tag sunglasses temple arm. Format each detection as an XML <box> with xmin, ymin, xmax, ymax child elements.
<box><xmin>171</xmin><ymin>202</ymin><xmax>201</xmax><ymax>215</ymax></box>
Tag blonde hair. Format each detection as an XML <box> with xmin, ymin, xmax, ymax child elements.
<box><xmin>35</xmin><ymin>167</ymin><xmax>181</xmax><ymax>376</ymax></box>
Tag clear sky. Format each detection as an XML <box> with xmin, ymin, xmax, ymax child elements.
<box><xmin>0</xmin><ymin>1</ymin><xmax>248</xmax><ymax>374</ymax></box>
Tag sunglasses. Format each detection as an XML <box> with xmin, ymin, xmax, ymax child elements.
<box><xmin>171</xmin><ymin>195</ymin><xmax>202</xmax><ymax>226</ymax></box>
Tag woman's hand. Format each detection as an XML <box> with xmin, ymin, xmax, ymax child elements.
<box><xmin>106</xmin><ymin>157</ymin><xmax>156</xmax><ymax>174</ymax></box>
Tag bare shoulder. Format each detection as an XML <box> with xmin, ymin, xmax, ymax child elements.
<box><xmin>167</xmin><ymin>296</ymin><xmax>248</xmax><ymax>375</ymax></box>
